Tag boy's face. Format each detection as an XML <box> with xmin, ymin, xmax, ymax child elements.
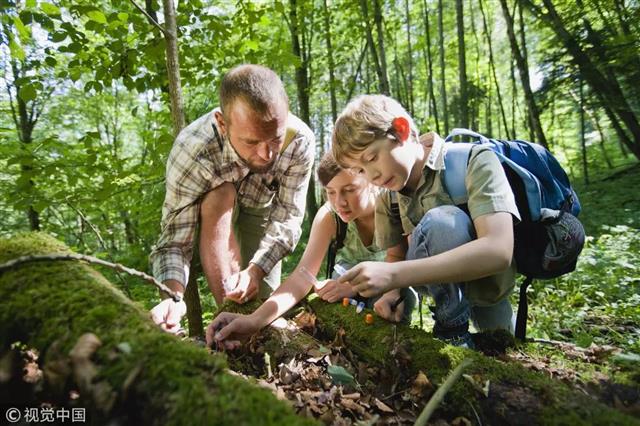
<box><xmin>342</xmin><ymin>137</ymin><xmax>415</xmax><ymax>192</ymax></box>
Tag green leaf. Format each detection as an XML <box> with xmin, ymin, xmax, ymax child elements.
<box><xmin>612</xmin><ymin>352</ymin><xmax>640</xmax><ymax>365</ymax></box>
<box><xmin>50</xmin><ymin>30</ymin><xmax>67</xmax><ymax>42</ymax></box>
<box><xmin>575</xmin><ymin>332</ymin><xmax>593</xmax><ymax>348</ymax></box>
<box><xmin>13</xmin><ymin>16</ymin><xmax>30</xmax><ymax>41</ymax></box>
<box><xmin>9</xmin><ymin>38</ymin><xmax>25</xmax><ymax>61</ymax></box>
<box><xmin>18</xmin><ymin>84</ymin><xmax>37</xmax><ymax>102</ymax></box>
<box><xmin>87</xmin><ymin>10</ymin><xmax>107</xmax><ymax>24</ymax></box>
<box><xmin>44</xmin><ymin>56</ymin><xmax>57</xmax><ymax>67</ymax></box>
<box><xmin>117</xmin><ymin>342</ymin><xmax>132</xmax><ymax>354</ymax></box>
<box><xmin>40</xmin><ymin>2</ymin><xmax>61</xmax><ymax>16</ymax></box>
<box><xmin>326</xmin><ymin>365</ymin><xmax>355</xmax><ymax>386</ymax></box>
<box><xmin>26</xmin><ymin>0</ymin><xmax>36</xmax><ymax>7</ymax></box>
<box><xmin>117</xmin><ymin>12</ymin><xmax>129</xmax><ymax>22</ymax></box>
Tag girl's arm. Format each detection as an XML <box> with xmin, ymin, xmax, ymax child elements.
<box><xmin>246</xmin><ymin>203</ymin><xmax>337</xmax><ymax>329</ymax></box>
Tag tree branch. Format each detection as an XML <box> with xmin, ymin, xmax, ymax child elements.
<box><xmin>128</xmin><ymin>0</ymin><xmax>173</xmax><ymax>39</ymax></box>
<box><xmin>0</xmin><ymin>253</ymin><xmax>182</xmax><ymax>302</ymax></box>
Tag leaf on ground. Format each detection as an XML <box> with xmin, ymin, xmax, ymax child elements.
<box><xmin>463</xmin><ymin>374</ymin><xmax>490</xmax><ymax>398</ymax></box>
<box><xmin>410</xmin><ymin>370</ymin><xmax>432</xmax><ymax>397</ymax></box>
<box><xmin>294</xmin><ymin>311</ymin><xmax>317</xmax><ymax>333</ymax></box>
<box><xmin>373</xmin><ymin>398</ymin><xmax>394</xmax><ymax>413</ymax></box>
<box><xmin>327</xmin><ymin>364</ymin><xmax>355</xmax><ymax>386</ymax></box>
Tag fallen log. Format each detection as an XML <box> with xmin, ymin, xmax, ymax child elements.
<box><xmin>0</xmin><ymin>233</ymin><xmax>315</xmax><ymax>426</ymax></box>
<box><xmin>306</xmin><ymin>299</ymin><xmax>639</xmax><ymax>425</ymax></box>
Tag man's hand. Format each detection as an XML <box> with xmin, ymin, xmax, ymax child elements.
<box><xmin>373</xmin><ymin>290</ymin><xmax>404</xmax><ymax>323</ymax></box>
<box><xmin>316</xmin><ymin>279</ymin><xmax>356</xmax><ymax>303</ymax></box>
<box><xmin>150</xmin><ymin>298</ymin><xmax>187</xmax><ymax>334</ymax></box>
<box><xmin>206</xmin><ymin>313</ymin><xmax>261</xmax><ymax>351</ymax></box>
<box><xmin>224</xmin><ymin>264</ymin><xmax>264</xmax><ymax>304</ymax></box>
<box><xmin>338</xmin><ymin>261</ymin><xmax>398</xmax><ymax>298</ymax></box>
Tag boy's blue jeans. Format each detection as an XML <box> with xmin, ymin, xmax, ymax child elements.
<box><xmin>406</xmin><ymin>205</ymin><xmax>515</xmax><ymax>339</ymax></box>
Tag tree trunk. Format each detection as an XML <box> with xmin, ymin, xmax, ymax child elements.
<box><xmin>500</xmin><ymin>0</ymin><xmax>548</xmax><ymax>148</ymax></box>
<box><xmin>359</xmin><ymin>0</ymin><xmax>387</xmax><ymax>95</ymax></box>
<box><xmin>372</xmin><ymin>0</ymin><xmax>390</xmax><ymax>95</ymax></box>
<box><xmin>322</xmin><ymin>0</ymin><xmax>338</xmax><ymax>123</ymax></box>
<box><xmin>289</xmin><ymin>0</ymin><xmax>318</xmax><ymax>220</ymax></box>
<box><xmin>404</xmin><ymin>0</ymin><xmax>414</xmax><ymax>115</ymax></box>
<box><xmin>518</xmin><ymin>2</ymin><xmax>535</xmax><ymax>142</ymax></box>
<box><xmin>437</xmin><ymin>0</ymin><xmax>449</xmax><ymax>134</ymax></box>
<box><xmin>0</xmin><ymin>234</ymin><xmax>311</xmax><ymax>425</ymax></box>
<box><xmin>421</xmin><ymin>0</ymin><xmax>439</xmax><ymax>133</ymax></box>
<box><xmin>162</xmin><ymin>0</ymin><xmax>186</xmax><ymax>134</ymax></box>
<box><xmin>478</xmin><ymin>0</ymin><xmax>511</xmax><ymax>139</ymax></box>
<box><xmin>580</xmin><ymin>79</ymin><xmax>589</xmax><ymax>184</ymax></box>
<box><xmin>455</xmin><ymin>0</ymin><xmax>469</xmax><ymax>130</ymax></box>
<box><xmin>520</xmin><ymin>0</ymin><xmax>640</xmax><ymax>159</ymax></box>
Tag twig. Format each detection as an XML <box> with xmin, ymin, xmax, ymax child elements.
<box><xmin>0</xmin><ymin>253</ymin><xmax>182</xmax><ymax>302</ymax></box>
<box><xmin>128</xmin><ymin>0</ymin><xmax>173</xmax><ymax>39</ymax></box>
<box><xmin>414</xmin><ymin>358</ymin><xmax>472</xmax><ymax>426</ymax></box>
<box><xmin>65</xmin><ymin>200</ymin><xmax>131</xmax><ymax>295</ymax></box>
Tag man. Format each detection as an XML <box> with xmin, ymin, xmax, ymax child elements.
<box><xmin>150</xmin><ymin>64</ymin><xmax>315</xmax><ymax>333</ymax></box>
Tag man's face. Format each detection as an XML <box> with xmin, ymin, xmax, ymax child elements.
<box><xmin>216</xmin><ymin>99</ymin><xmax>288</xmax><ymax>173</ymax></box>
<box><xmin>343</xmin><ymin>137</ymin><xmax>415</xmax><ymax>192</ymax></box>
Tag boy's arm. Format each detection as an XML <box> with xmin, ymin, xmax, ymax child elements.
<box><xmin>341</xmin><ymin>212</ymin><xmax>513</xmax><ymax>297</ymax></box>
<box><xmin>392</xmin><ymin>211</ymin><xmax>513</xmax><ymax>288</ymax></box>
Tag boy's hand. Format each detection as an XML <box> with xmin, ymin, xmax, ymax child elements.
<box><xmin>338</xmin><ymin>261</ymin><xmax>398</xmax><ymax>297</ymax></box>
<box><xmin>206</xmin><ymin>313</ymin><xmax>260</xmax><ymax>351</ymax></box>
<box><xmin>316</xmin><ymin>279</ymin><xmax>356</xmax><ymax>303</ymax></box>
<box><xmin>373</xmin><ymin>290</ymin><xmax>404</xmax><ymax>323</ymax></box>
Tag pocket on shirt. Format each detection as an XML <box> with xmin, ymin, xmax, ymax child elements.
<box><xmin>238</xmin><ymin>174</ymin><xmax>277</xmax><ymax>209</ymax></box>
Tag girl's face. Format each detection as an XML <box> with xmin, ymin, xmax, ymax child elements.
<box><xmin>325</xmin><ymin>170</ymin><xmax>374</xmax><ymax>222</ymax></box>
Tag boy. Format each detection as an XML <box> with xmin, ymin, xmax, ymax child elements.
<box><xmin>332</xmin><ymin>95</ymin><xmax>519</xmax><ymax>346</ymax></box>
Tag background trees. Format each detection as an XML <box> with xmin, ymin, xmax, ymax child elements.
<box><xmin>1</xmin><ymin>0</ymin><xmax>638</xmax><ymax>321</ymax></box>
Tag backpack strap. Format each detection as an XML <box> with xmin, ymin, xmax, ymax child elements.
<box><xmin>326</xmin><ymin>211</ymin><xmax>348</xmax><ymax>279</ymax></box>
<box><xmin>281</xmin><ymin>127</ymin><xmax>297</xmax><ymax>153</ymax></box>
<box><xmin>442</xmin><ymin>142</ymin><xmax>474</xmax><ymax>205</ymax></box>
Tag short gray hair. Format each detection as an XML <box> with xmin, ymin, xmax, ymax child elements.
<box><xmin>219</xmin><ymin>64</ymin><xmax>289</xmax><ymax>122</ymax></box>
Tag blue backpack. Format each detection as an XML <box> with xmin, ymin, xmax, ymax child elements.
<box><xmin>442</xmin><ymin>129</ymin><xmax>585</xmax><ymax>339</ymax></box>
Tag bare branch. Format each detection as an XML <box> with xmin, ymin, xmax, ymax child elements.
<box><xmin>0</xmin><ymin>253</ymin><xmax>182</xmax><ymax>302</ymax></box>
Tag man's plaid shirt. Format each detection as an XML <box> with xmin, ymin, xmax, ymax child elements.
<box><xmin>150</xmin><ymin>108</ymin><xmax>315</xmax><ymax>288</ymax></box>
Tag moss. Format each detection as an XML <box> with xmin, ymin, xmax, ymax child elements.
<box><xmin>308</xmin><ymin>298</ymin><xmax>639</xmax><ymax>425</ymax></box>
<box><xmin>0</xmin><ymin>233</ymin><xmax>317</xmax><ymax>426</ymax></box>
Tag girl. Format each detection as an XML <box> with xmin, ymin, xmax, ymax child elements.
<box><xmin>208</xmin><ymin>153</ymin><xmax>415</xmax><ymax>350</ymax></box>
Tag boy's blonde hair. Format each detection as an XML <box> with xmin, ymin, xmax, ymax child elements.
<box><xmin>332</xmin><ymin>95</ymin><xmax>418</xmax><ymax>167</ymax></box>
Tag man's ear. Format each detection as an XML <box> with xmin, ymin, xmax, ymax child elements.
<box><xmin>214</xmin><ymin>110</ymin><xmax>227</xmax><ymax>136</ymax></box>
<box><xmin>391</xmin><ymin>117</ymin><xmax>410</xmax><ymax>142</ymax></box>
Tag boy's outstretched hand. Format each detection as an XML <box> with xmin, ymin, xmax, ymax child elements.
<box><xmin>373</xmin><ymin>290</ymin><xmax>404</xmax><ymax>323</ymax></box>
<box><xmin>316</xmin><ymin>279</ymin><xmax>356</xmax><ymax>302</ymax></box>
<box><xmin>337</xmin><ymin>261</ymin><xmax>399</xmax><ymax>297</ymax></box>
<box><xmin>206</xmin><ymin>313</ymin><xmax>260</xmax><ymax>351</ymax></box>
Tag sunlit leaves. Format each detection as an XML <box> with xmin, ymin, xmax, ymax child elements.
<box><xmin>40</xmin><ymin>2</ymin><xmax>60</xmax><ymax>16</ymax></box>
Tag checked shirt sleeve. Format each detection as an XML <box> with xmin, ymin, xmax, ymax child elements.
<box><xmin>150</xmin><ymin>134</ymin><xmax>222</xmax><ymax>288</ymax></box>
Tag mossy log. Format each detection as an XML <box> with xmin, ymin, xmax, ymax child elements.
<box><xmin>0</xmin><ymin>233</ymin><xmax>316</xmax><ymax>426</ymax></box>
<box><xmin>306</xmin><ymin>299</ymin><xmax>639</xmax><ymax>425</ymax></box>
